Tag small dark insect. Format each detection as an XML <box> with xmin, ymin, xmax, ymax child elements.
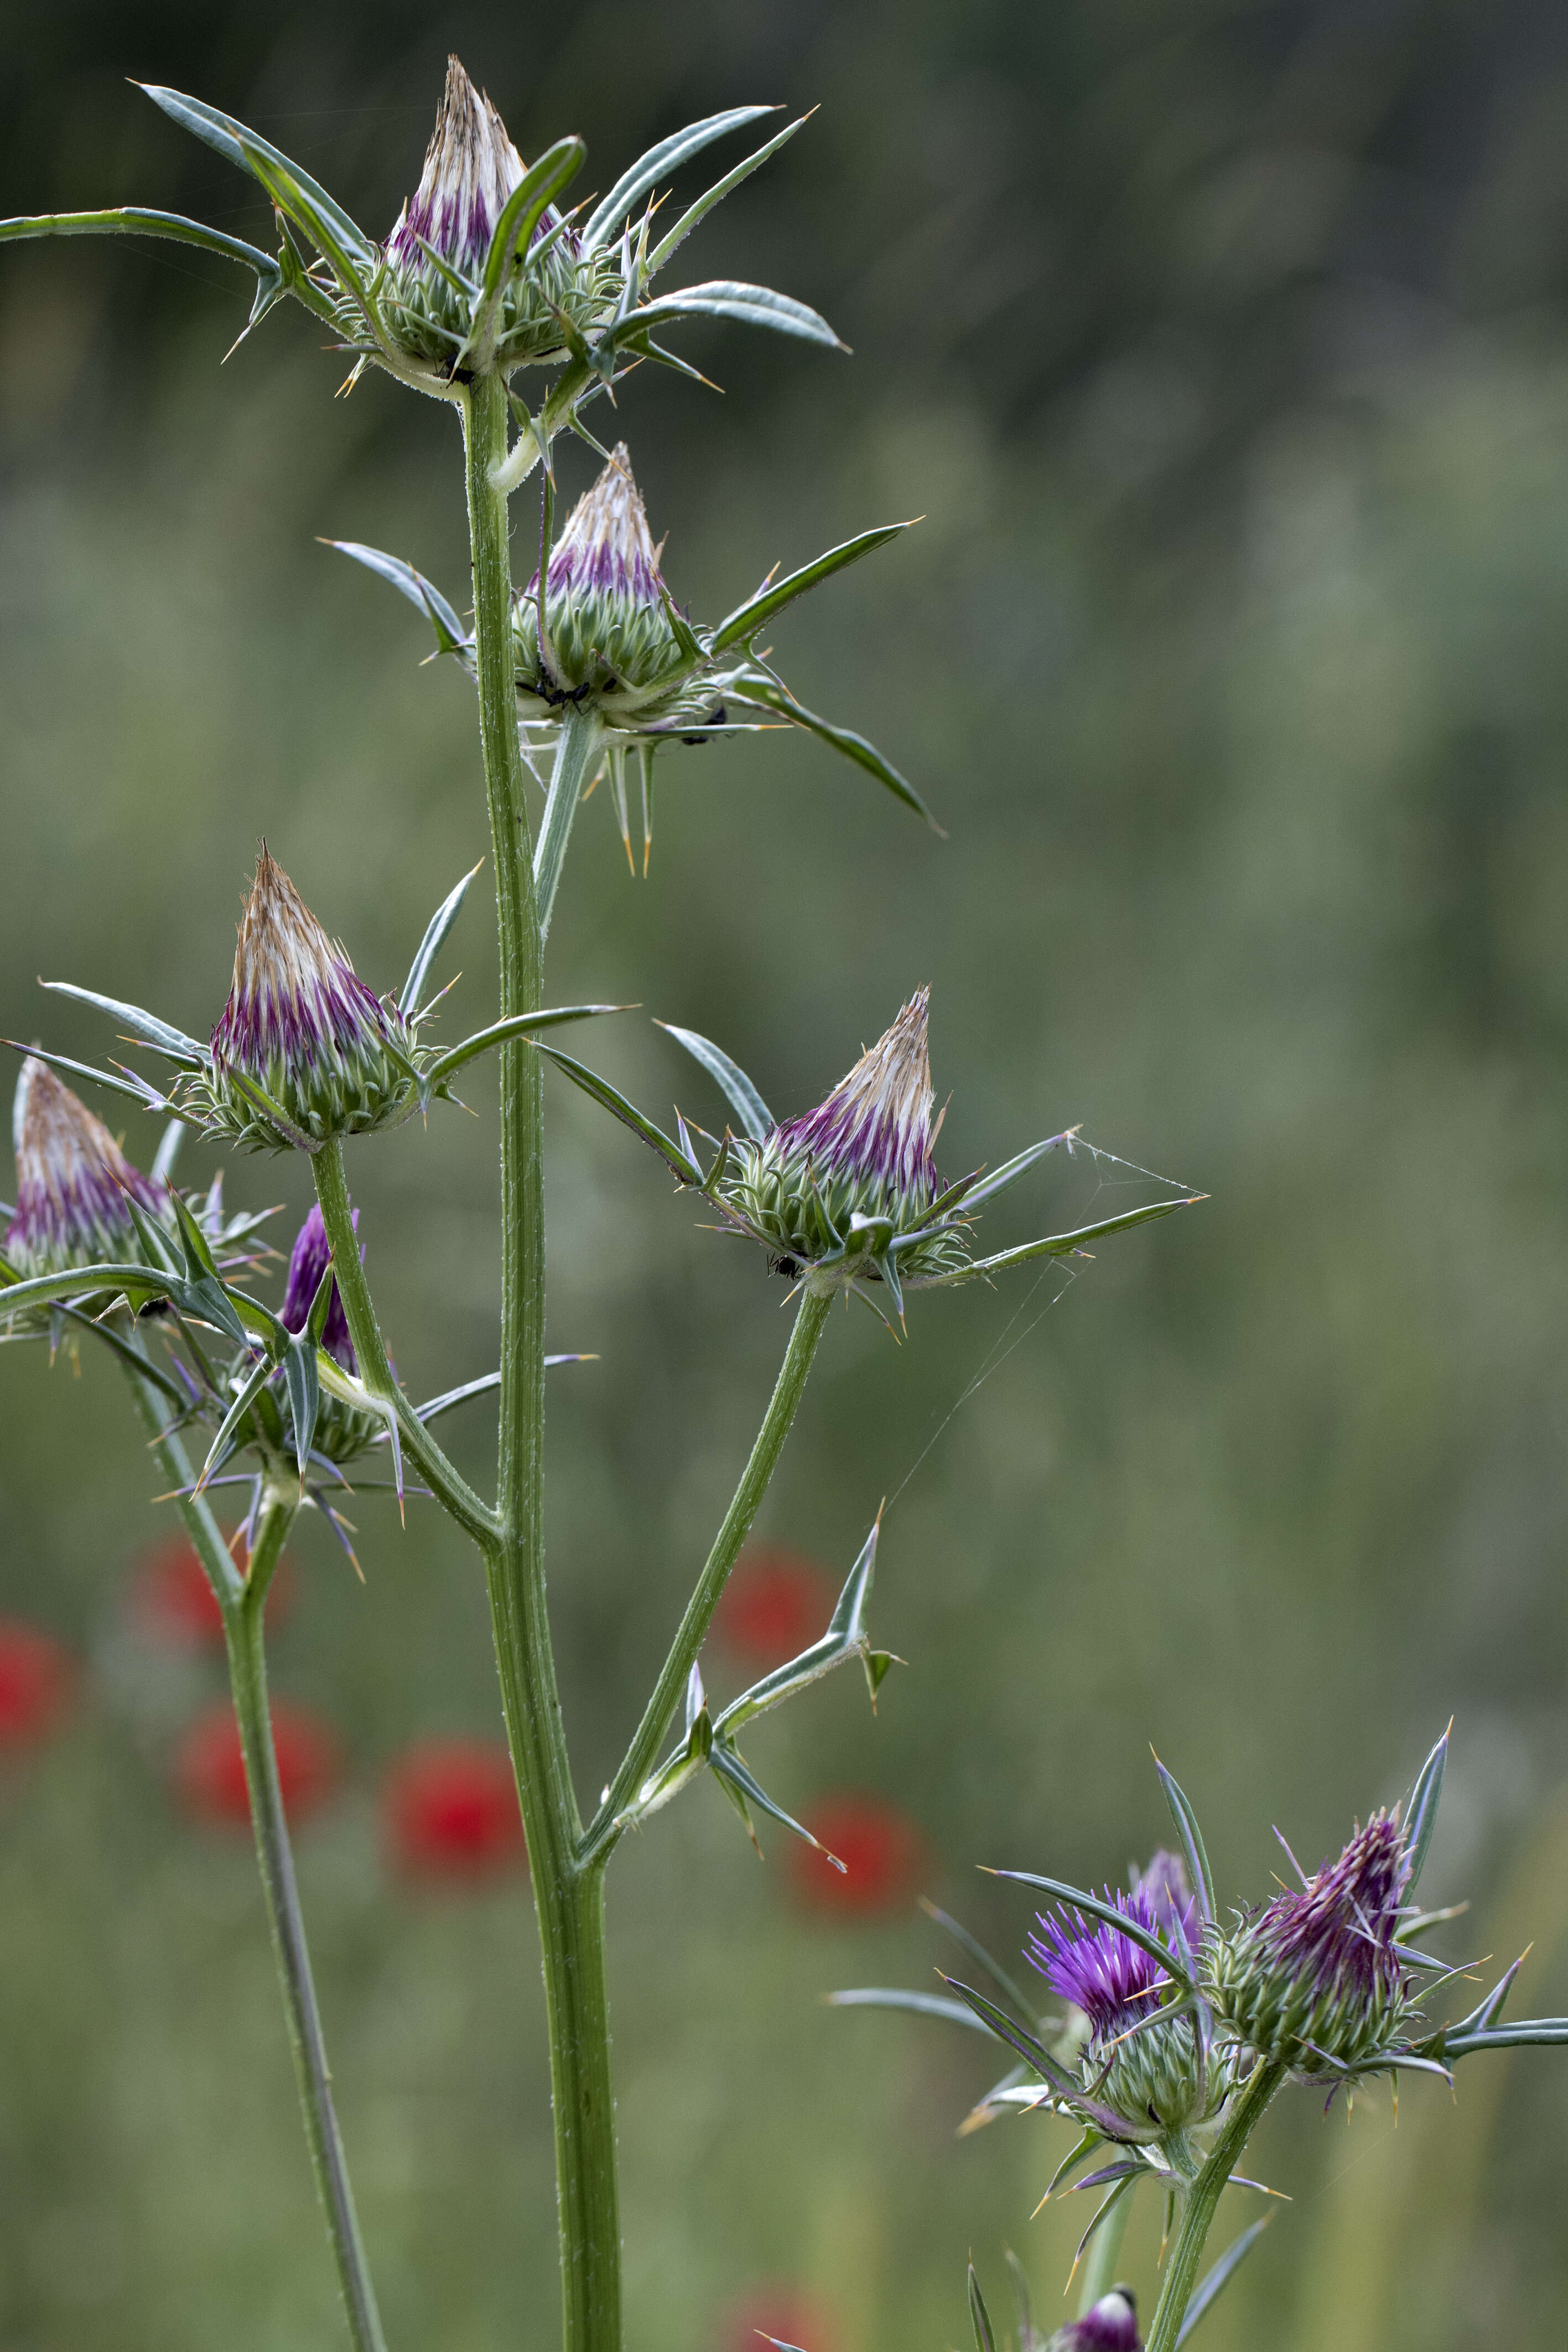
<box><xmin>770</xmin><ymin>1254</ymin><xmax>801</xmax><ymax>1279</ymax></box>
<box><xmin>681</xmin><ymin>703</ymin><xmax>726</xmax><ymax>747</ymax></box>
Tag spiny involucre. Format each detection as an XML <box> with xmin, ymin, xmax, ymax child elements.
<box><xmin>204</xmin><ymin>848</ymin><xmax>415</xmax><ymax>1152</ymax></box>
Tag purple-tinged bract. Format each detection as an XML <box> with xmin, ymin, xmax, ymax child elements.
<box><xmin>1207</xmin><ymin>1809</ymin><xmax>1422</xmax><ymax>2084</ymax></box>
<box><xmin>279</xmin><ymin>1204</ymin><xmax>356</xmax><ymax>1374</ymax></box>
<box><xmin>205</xmin><ymin>848</ymin><xmax>414</xmax><ymax>1151</ymax></box>
<box><xmin>380</xmin><ymin>55</ymin><xmax>611</xmax><ymax>373</ymax></box>
<box><xmin>4</xmin><ymin>1056</ymin><xmax>168</xmax><ymax>1279</ymax></box>
<box><xmin>513</xmin><ymin>446</ymin><xmax>684</xmax><ymax>701</ymax></box>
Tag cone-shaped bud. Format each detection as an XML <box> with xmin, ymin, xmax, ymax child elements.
<box><xmin>5</xmin><ymin>1057</ymin><xmax>167</xmax><ymax>1277</ymax></box>
<box><xmin>381</xmin><ymin>56</ymin><xmax>608</xmax><ymax>371</ymax></box>
<box><xmin>715</xmin><ymin>991</ymin><xmax>968</xmax><ymax>1291</ymax></box>
<box><xmin>1027</xmin><ymin>1866</ymin><xmax>1212</xmax><ymax>2145</ymax></box>
<box><xmin>1048</xmin><ymin>2291</ymin><xmax>1141</xmax><ymax>2352</ymax></box>
<box><xmin>513</xmin><ymin>447</ymin><xmax>687</xmax><ymax>703</ymax></box>
<box><xmin>207</xmin><ymin>850</ymin><xmax>414</xmax><ymax>1151</ymax></box>
<box><xmin>1207</xmin><ymin>1810</ymin><xmax>1421</xmax><ymax>2084</ymax></box>
<box><xmin>279</xmin><ymin>1204</ymin><xmax>356</xmax><ymax>1374</ymax></box>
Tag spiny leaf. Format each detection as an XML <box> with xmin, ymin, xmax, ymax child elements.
<box><xmin>581</xmin><ymin>108</ymin><xmax>777</xmax><ymax>253</ymax></box>
<box><xmin>712</xmin><ymin>521</ymin><xmax>912</xmax><ymax>652</ymax></box>
<box><xmin>656</xmin><ymin>1022</ymin><xmax>773</xmax><ymax>1139</ymax></box>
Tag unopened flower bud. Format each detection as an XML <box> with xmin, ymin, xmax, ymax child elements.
<box><xmin>5</xmin><ymin>1056</ymin><xmax>167</xmax><ymax>1277</ymax></box>
<box><xmin>279</xmin><ymin>1203</ymin><xmax>356</xmax><ymax>1373</ymax></box>
<box><xmin>1027</xmin><ymin>1872</ymin><xmax>1212</xmax><ymax>2147</ymax></box>
<box><xmin>1048</xmin><ymin>2290</ymin><xmax>1141</xmax><ymax>2351</ymax></box>
<box><xmin>382</xmin><ymin>55</ymin><xmax>605</xmax><ymax>372</ymax></box>
<box><xmin>1207</xmin><ymin>1810</ymin><xmax>1420</xmax><ymax>2083</ymax></box>
<box><xmin>207</xmin><ymin>849</ymin><xmax>414</xmax><ymax>1151</ymax></box>
<box><xmin>716</xmin><ymin>990</ymin><xmax>967</xmax><ymax>1292</ymax></box>
<box><xmin>513</xmin><ymin>446</ymin><xmax>687</xmax><ymax>704</ymax></box>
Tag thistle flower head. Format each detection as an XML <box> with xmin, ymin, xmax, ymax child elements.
<box><xmin>206</xmin><ymin>849</ymin><xmax>414</xmax><ymax>1151</ymax></box>
<box><xmin>1208</xmin><ymin>1809</ymin><xmax>1422</xmax><ymax>2084</ymax></box>
<box><xmin>279</xmin><ymin>1204</ymin><xmax>356</xmax><ymax>1374</ymax></box>
<box><xmin>713</xmin><ymin>990</ymin><xmax>968</xmax><ymax>1301</ymax></box>
<box><xmin>1027</xmin><ymin>1869</ymin><xmax>1212</xmax><ymax>2143</ymax></box>
<box><xmin>380</xmin><ymin>55</ymin><xmax>610</xmax><ymax>374</ymax></box>
<box><xmin>5</xmin><ymin>1056</ymin><xmax>166</xmax><ymax>1278</ymax></box>
<box><xmin>1049</xmin><ymin>2291</ymin><xmax>1141</xmax><ymax>2352</ymax></box>
<box><xmin>513</xmin><ymin>447</ymin><xmax>685</xmax><ymax>701</ymax></box>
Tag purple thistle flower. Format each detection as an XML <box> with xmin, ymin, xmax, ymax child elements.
<box><xmin>1136</xmin><ymin>1847</ymin><xmax>1198</xmax><ymax>1954</ymax></box>
<box><xmin>1051</xmin><ymin>2291</ymin><xmax>1141</xmax><ymax>2352</ymax></box>
<box><xmin>1027</xmin><ymin>1882</ymin><xmax>1178</xmax><ymax>2040</ymax></box>
<box><xmin>6</xmin><ymin>1056</ymin><xmax>166</xmax><ymax>1276</ymax></box>
<box><xmin>387</xmin><ymin>55</ymin><xmax>527</xmax><ymax>281</ymax></box>
<box><xmin>206</xmin><ymin>848</ymin><xmax>413</xmax><ymax>1149</ymax></box>
<box><xmin>1208</xmin><ymin>1809</ymin><xmax>1421</xmax><ymax>2082</ymax></box>
<box><xmin>771</xmin><ymin>988</ymin><xmax>937</xmax><ymax>1211</ymax></box>
<box><xmin>279</xmin><ymin>1204</ymin><xmax>356</xmax><ymax>1374</ymax></box>
<box><xmin>539</xmin><ymin>447</ymin><xmax>665</xmax><ymax>610</ymax></box>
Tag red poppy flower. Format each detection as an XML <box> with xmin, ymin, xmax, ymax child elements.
<box><xmin>383</xmin><ymin>1740</ymin><xmax>527</xmax><ymax>1880</ymax></box>
<box><xmin>174</xmin><ymin>1698</ymin><xmax>340</xmax><ymax>1827</ymax></box>
<box><xmin>721</xmin><ymin>2288</ymin><xmax>834</xmax><ymax>2352</ymax></box>
<box><xmin>131</xmin><ymin>1532</ymin><xmax>291</xmax><ymax>1646</ymax></box>
<box><xmin>713</xmin><ymin>1550</ymin><xmax>834</xmax><ymax>1669</ymax></box>
<box><xmin>0</xmin><ymin>1620</ymin><xmax>74</xmax><ymax>1750</ymax></box>
<box><xmin>790</xmin><ymin>1793</ymin><xmax>922</xmax><ymax>1918</ymax></box>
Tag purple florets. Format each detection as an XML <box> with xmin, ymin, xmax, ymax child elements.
<box><xmin>6</xmin><ymin>1056</ymin><xmax>167</xmax><ymax>1276</ymax></box>
<box><xmin>770</xmin><ymin>988</ymin><xmax>937</xmax><ymax>1210</ymax></box>
<box><xmin>1027</xmin><ymin>1875</ymin><xmax>1191</xmax><ymax>2041</ymax></box>
<box><xmin>1252</xmin><ymin>1811</ymin><xmax>1409</xmax><ymax>2007</ymax></box>
<box><xmin>386</xmin><ymin>55</ymin><xmax>527</xmax><ymax>278</ymax></box>
<box><xmin>1062</xmin><ymin>2289</ymin><xmax>1140</xmax><ymax>2350</ymax></box>
<box><xmin>279</xmin><ymin>1204</ymin><xmax>357</xmax><ymax>1373</ymax></box>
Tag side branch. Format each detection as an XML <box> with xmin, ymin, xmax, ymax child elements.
<box><xmin>311</xmin><ymin>1136</ymin><xmax>499</xmax><ymax>1545</ymax></box>
<box><xmin>583</xmin><ymin>1283</ymin><xmax>833</xmax><ymax>1863</ymax></box>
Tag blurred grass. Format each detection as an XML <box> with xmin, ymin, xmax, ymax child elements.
<box><xmin>6</xmin><ymin>3</ymin><xmax>1568</xmax><ymax>2346</ymax></box>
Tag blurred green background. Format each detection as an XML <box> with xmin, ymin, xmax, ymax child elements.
<box><xmin>5</xmin><ymin>2</ymin><xmax>1568</xmax><ymax>2345</ymax></box>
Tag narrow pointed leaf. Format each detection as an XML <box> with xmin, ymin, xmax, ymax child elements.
<box><xmin>0</xmin><ymin>208</ymin><xmax>281</xmax><ymax>294</ymax></box>
<box><xmin>469</xmin><ymin>135</ymin><xmax>585</xmax><ymax>344</ymax></box>
<box><xmin>968</xmin><ymin>2263</ymin><xmax>996</xmax><ymax>2352</ymax></box>
<box><xmin>1155</xmin><ymin>1757</ymin><xmax>1217</xmax><ymax>1929</ymax></box>
<box><xmin>199</xmin><ymin>1351</ymin><xmax>274</xmax><ymax>1488</ymax></box>
<box><xmin>920</xmin><ymin>1899</ymin><xmax>1040</xmax><ymax>2025</ymax></box>
<box><xmin>139</xmin><ymin>87</ymin><xmax>374</xmax><ymax>282</ymax></box>
<box><xmin>40</xmin><ymin>981</ymin><xmax>205</xmax><ymax>1064</ymax></box>
<box><xmin>581</xmin><ymin>108</ymin><xmax>776</xmax><ymax>252</ymax></box>
<box><xmin>958</xmin><ymin>1133</ymin><xmax>1077</xmax><ymax>1214</ymax></box>
<box><xmin>648</xmin><ymin>113</ymin><xmax>811</xmax><ymax>276</ymax></box>
<box><xmin>399</xmin><ymin>862</ymin><xmax>482</xmax><ymax>1018</ymax></box>
<box><xmin>657</xmin><ymin>1022</ymin><xmax>773</xmax><ymax>1138</ymax></box>
<box><xmin>920</xmin><ymin>1198</ymin><xmax>1202</xmax><ymax>1284</ymax></box>
<box><xmin>825</xmin><ymin>1988</ymin><xmax>994</xmax><ymax>2033</ymax></box>
<box><xmin>736</xmin><ymin>676</ymin><xmax>936</xmax><ymax>825</ymax></box>
<box><xmin>426</xmin><ymin>1005</ymin><xmax>632</xmax><ymax>1087</ymax></box>
<box><xmin>151</xmin><ymin>1121</ymin><xmax>188</xmax><ymax>1185</ymax></box>
<box><xmin>713</xmin><ymin>1522</ymin><xmax>878</xmax><ymax>1735</ymax></box>
<box><xmin>1175</xmin><ymin>2218</ymin><xmax>1272</xmax><ymax>2346</ymax></box>
<box><xmin>327</xmin><ymin>541</ymin><xmax>470</xmax><ymax>656</ymax></box>
<box><xmin>629</xmin><ymin>278</ymin><xmax>842</xmax><ymax>349</ymax></box>
<box><xmin>709</xmin><ymin>1741</ymin><xmax>843</xmax><ymax>1865</ymax></box>
<box><xmin>1403</xmin><ymin>1725</ymin><xmax>1449</xmax><ymax>1895</ymax></box>
<box><xmin>534</xmin><ymin>1045</ymin><xmax>703</xmax><ymax>1182</ymax></box>
<box><xmin>1</xmin><ymin>1040</ymin><xmax>160</xmax><ymax>1108</ymax></box>
<box><xmin>713</xmin><ymin>522</ymin><xmax>912</xmax><ymax>651</ymax></box>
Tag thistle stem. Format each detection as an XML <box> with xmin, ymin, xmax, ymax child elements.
<box><xmin>1143</xmin><ymin>2060</ymin><xmax>1284</xmax><ymax>2352</ymax></box>
<box><xmin>534</xmin><ymin>707</ymin><xmax>603</xmax><ymax>946</ymax></box>
<box><xmin>463</xmin><ymin>366</ymin><xmax>621</xmax><ymax>2352</ymax></box>
<box><xmin>120</xmin><ymin>1356</ymin><xmax>388</xmax><ymax>2352</ymax></box>
<box><xmin>584</xmin><ymin>1284</ymin><xmax>833</xmax><ymax>1861</ymax></box>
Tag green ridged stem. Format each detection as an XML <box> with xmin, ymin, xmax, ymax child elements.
<box><xmin>121</xmin><ymin>1354</ymin><xmax>388</xmax><ymax>2352</ymax></box>
<box><xmin>1143</xmin><ymin>2060</ymin><xmax>1284</xmax><ymax>2352</ymax></box>
<box><xmin>583</xmin><ymin>1283</ymin><xmax>833</xmax><ymax>1861</ymax></box>
<box><xmin>463</xmin><ymin>367</ymin><xmax>621</xmax><ymax>2352</ymax></box>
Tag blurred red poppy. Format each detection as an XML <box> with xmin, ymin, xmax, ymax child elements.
<box><xmin>0</xmin><ymin>1620</ymin><xmax>74</xmax><ymax>1750</ymax></box>
<box><xmin>174</xmin><ymin>1698</ymin><xmax>340</xmax><ymax>1827</ymax></box>
<box><xmin>713</xmin><ymin>1550</ymin><xmax>834</xmax><ymax>1668</ymax></box>
<box><xmin>721</xmin><ymin>2288</ymin><xmax>835</xmax><ymax>2352</ymax></box>
<box><xmin>383</xmin><ymin>1739</ymin><xmax>527</xmax><ymax>1880</ymax></box>
<box><xmin>130</xmin><ymin>1531</ymin><xmax>291</xmax><ymax>1646</ymax></box>
<box><xmin>790</xmin><ymin>1793</ymin><xmax>922</xmax><ymax>1918</ymax></box>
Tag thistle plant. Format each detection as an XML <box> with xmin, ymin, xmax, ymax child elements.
<box><xmin>0</xmin><ymin>56</ymin><xmax>1198</xmax><ymax>2352</ymax></box>
<box><xmin>845</xmin><ymin>1729</ymin><xmax>1568</xmax><ymax>2352</ymax></box>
